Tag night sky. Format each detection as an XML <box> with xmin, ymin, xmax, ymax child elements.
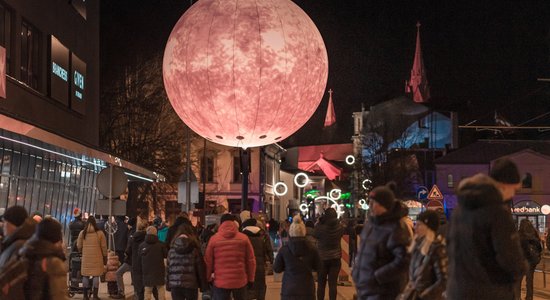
<box><xmin>101</xmin><ymin>0</ymin><xmax>550</xmax><ymax>147</ymax></box>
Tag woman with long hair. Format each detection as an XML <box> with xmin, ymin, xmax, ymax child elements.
<box><xmin>517</xmin><ymin>219</ymin><xmax>543</xmax><ymax>300</ymax></box>
<box><xmin>77</xmin><ymin>215</ymin><xmax>107</xmax><ymax>300</ymax></box>
<box><xmin>398</xmin><ymin>210</ymin><xmax>447</xmax><ymax>300</ymax></box>
<box><xmin>166</xmin><ymin>223</ymin><xmax>207</xmax><ymax>300</ymax></box>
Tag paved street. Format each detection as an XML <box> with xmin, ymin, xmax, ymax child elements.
<box><xmin>72</xmin><ymin>269</ymin><xmax>550</xmax><ymax>300</ymax></box>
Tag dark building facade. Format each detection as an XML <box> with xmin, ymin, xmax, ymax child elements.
<box><xmin>0</xmin><ymin>0</ymin><xmax>161</xmax><ymax>235</ymax></box>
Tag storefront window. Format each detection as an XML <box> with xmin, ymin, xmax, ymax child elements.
<box><xmin>20</xmin><ymin>20</ymin><xmax>41</xmax><ymax>90</ymax></box>
<box><xmin>522</xmin><ymin>173</ymin><xmax>532</xmax><ymax>189</ymax></box>
<box><xmin>447</xmin><ymin>174</ymin><xmax>454</xmax><ymax>188</ymax></box>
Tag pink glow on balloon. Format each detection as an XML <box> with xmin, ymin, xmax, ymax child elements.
<box><xmin>163</xmin><ymin>0</ymin><xmax>328</xmax><ymax>148</ymax></box>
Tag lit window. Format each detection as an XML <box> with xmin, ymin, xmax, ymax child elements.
<box><xmin>20</xmin><ymin>21</ymin><xmax>41</xmax><ymax>90</ymax></box>
<box><xmin>447</xmin><ymin>174</ymin><xmax>454</xmax><ymax>188</ymax></box>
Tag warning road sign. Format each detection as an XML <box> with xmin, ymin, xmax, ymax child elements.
<box><xmin>427</xmin><ymin>185</ymin><xmax>444</xmax><ymax>200</ymax></box>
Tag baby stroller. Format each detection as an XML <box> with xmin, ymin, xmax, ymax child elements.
<box><xmin>68</xmin><ymin>251</ymin><xmax>86</xmax><ymax>298</ymax></box>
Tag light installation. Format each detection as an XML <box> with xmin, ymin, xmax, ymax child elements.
<box><xmin>345</xmin><ymin>155</ymin><xmax>355</xmax><ymax>165</ymax></box>
<box><xmin>273</xmin><ymin>182</ymin><xmax>288</xmax><ymax>197</ymax></box>
<box><xmin>163</xmin><ymin>0</ymin><xmax>329</xmax><ymax>148</ymax></box>
<box><xmin>294</xmin><ymin>173</ymin><xmax>310</xmax><ymax>188</ymax></box>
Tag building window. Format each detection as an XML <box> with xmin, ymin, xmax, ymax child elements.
<box><xmin>20</xmin><ymin>21</ymin><xmax>41</xmax><ymax>90</ymax></box>
<box><xmin>522</xmin><ymin>173</ymin><xmax>532</xmax><ymax>189</ymax></box>
<box><xmin>447</xmin><ymin>174</ymin><xmax>454</xmax><ymax>188</ymax></box>
<box><xmin>233</xmin><ymin>152</ymin><xmax>242</xmax><ymax>183</ymax></box>
<box><xmin>200</xmin><ymin>151</ymin><xmax>214</xmax><ymax>183</ymax></box>
<box><xmin>266</xmin><ymin>160</ymin><xmax>274</xmax><ymax>186</ymax></box>
<box><xmin>0</xmin><ymin>4</ymin><xmax>13</xmax><ymax>76</ymax></box>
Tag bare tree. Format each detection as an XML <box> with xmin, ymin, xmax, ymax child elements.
<box><xmin>100</xmin><ymin>52</ymin><xmax>191</xmax><ymax>216</ymax></box>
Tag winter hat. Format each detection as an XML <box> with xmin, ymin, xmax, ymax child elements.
<box><xmin>36</xmin><ymin>217</ymin><xmax>63</xmax><ymax>243</ymax></box>
<box><xmin>369</xmin><ymin>186</ymin><xmax>396</xmax><ymax>210</ymax></box>
<box><xmin>2</xmin><ymin>205</ymin><xmax>28</xmax><ymax>227</ymax></box>
<box><xmin>242</xmin><ymin>218</ymin><xmax>257</xmax><ymax>228</ymax></box>
<box><xmin>490</xmin><ymin>159</ymin><xmax>520</xmax><ymax>184</ymax></box>
<box><xmin>324</xmin><ymin>207</ymin><xmax>337</xmax><ymax>220</ymax></box>
<box><xmin>240</xmin><ymin>210</ymin><xmax>251</xmax><ymax>222</ymax></box>
<box><xmin>417</xmin><ymin>210</ymin><xmax>439</xmax><ymax>233</ymax></box>
<box><xmin>73</xmin><ymin>207</ymin><xmax>82</xmax><ymax>218</ymax></box>
<box><xmin>220</xmin><ymin>213</ymin><xmax>236</xmax><ymax>224</ymax></box>
<box><xmin>289</xmin><ymin>215</ymin><xmax>306</xmax><ymax>237</ymax></box>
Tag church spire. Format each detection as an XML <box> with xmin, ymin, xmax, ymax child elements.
<box><xmin>324</xmin><ymin>89</ymin><xmax>336</xmax><ymax>127</ymax></box>
<box><xmin>406</xmin><ymin>22</ymin><xmax>430</xmax><ymax>103</ymax></box>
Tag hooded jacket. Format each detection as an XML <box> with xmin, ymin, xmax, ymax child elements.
<box><xmin>20</xmin><ymin>237</ymin><xmax>68</xmax><ymax>300</ymax></box>
<box><xmin>313</xmin><ymin>215</ymin><xmax>343</xmax><ymax>261</ymax></box>
<box><xmin>69</xmin><ymin>217</ymin><xmax>85</xmax><ymax>250</ymax></box>
<box><xmin>77</xmin><ymin>224</ymin><xmax>108</xmax><ymax>277</ymax></box>
<box><xmin>126</xmin><ymin>230</ymin><xmax>146</xmax><ymax>286</ymax></box>
<box><xmin>447</xmin><ymin>174</ymin><xmax>527</xmax><ymax>300</ymax></box>
<box><xmin>242</xmin><ymin>225</ymin><xmax>274</xmax><ymax>285</ymax></box>
<box><xmin>167</xmin><ymin>235</ymin><xmax>207</xmax><ymax>290</ymax></box>
<box><xmin>205</xmin><ymin>220</ymin><xmax>256</xmax><ymax>289</ymax></box>
<box><xmin>0</xmin><ymin>218</ymin><xmax>35</xmax><ymax>267</ymax></box>
<box><xmin>352</xmin><ymin>202</ymin><xmax>411</xmax><ymax>299</ymax></box>
<box><xmin>139</xmin><ymin>234</ymin><xmax>167</xmax><ymax>287</ymax></box>
<box><xmin>273</xmin><ymin>237</ymin><xmax>320</xmax><ymax>299</ymax></box>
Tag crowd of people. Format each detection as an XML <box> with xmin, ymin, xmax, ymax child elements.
<box><xmin>0</xmin><ymin>158</ymin><xmax>545</xmax><ymax>300</ymax></box>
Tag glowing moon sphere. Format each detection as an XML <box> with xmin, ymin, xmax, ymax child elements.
<box><xmin>163</xmin><ymin>0</ymin><xmax>329</xmax><ymax>148</ymax></box>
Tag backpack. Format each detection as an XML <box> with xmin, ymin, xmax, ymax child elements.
<box><xmin>526</xmin><ymin>241</ymin><xmax>542</xmax><ymax>265</ymax></box>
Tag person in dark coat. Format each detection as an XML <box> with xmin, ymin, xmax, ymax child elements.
<box><xmin>314</xmin><ymin>207</ymin><xmax>344</xmax><ymax>300</ymax></box>
<box><xmin>140</xmin><ymin>226</ymin><xmax>168</xmax><ymax>300</ymax></box>
<box><xmin>447</xmin><ymin>171</ymin><xmax>527</xmax><ymax>300</ymax></box>
<box><xmin>0</xmin><ymin>206</ymin><xmax>35</xmax><ymax>268</ymax></box>
<box><xmin>273</xmin><ymin>215</ymin><xmax>320</xmax><ymax>300</ymax></box>
<box><xmin>242</xmin><ymin>218</ymin><xmax>274</xmax><ymax>300</ymax></box>
<box><xmin>399</xmin><ymin>210</ymin><xmax>447</xmax><ymax>300</ymax></box>
<box><xmin>127</xmin><ymin>218</ymin><xmax>148</xmax><ymax>300</ymax></box>
<box><xmin>352</xmin><ymin>186</ymin><xmax>411</xmax><ymax>300</ymax></box>
<box><xmin>166</xmin><ymin>223</ymin><xmax>207</xmax><ymax>300</ymax></box>
<box><xmin>114</xmin><ymin>215</ymin><xmax>129</xmax><ymax>262</ymax></box>
<box><xmin>69</xmin><ymin>207</ymin><xmax>85</xmax><ymax>251</ymax></box>
<box><xmin>517</xmin><ymin>219</ymin><xmax>543</xmax><ymax>300</ymax></box>
<box><xmin>20</xmin><ymin>217</ymin><xmax>68</xmax><ymax>300</ymax></box>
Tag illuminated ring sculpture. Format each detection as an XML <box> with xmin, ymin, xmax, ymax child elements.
<box><xmin>362</xmin><ymin>179</ymin><xmax>373</xmax><ymax>190</ymax></box>
<box><xmin>358</xmin><ymin>199</ymin><xmax>366</xmax><ymax>206</ymax></box>
<box><xmin>329</xmin><ymin>189</ymin><xmax>341</xmax><ymax>200</ymax></box>
<box><xmin>299</xmin><ymin>203</ymin><xmax>309</xmax><ymax>213</ymax></box>
<box><xmin>294</xmin><ymin>172</ymin><xmax>310</xmax><ymax>188</ymax></box>
<box><xmin>273</xmin><ymin>182</ymin><xmax>288</xmax><ymax>196</ymax></box>
<box><xmin>358</xmin><ymin>199</ymin><xmax>369</xmax><ymax>210</ymax></box>
<box><xmin>345</xmin><ymin>155</ymin><xmax>355</xmax><ymax>165</ymax></box>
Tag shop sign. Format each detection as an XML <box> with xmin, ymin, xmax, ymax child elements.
<box><xmin>511</xmin><ymin>200</ymin><xmax>542</xmax><ymax>215</ymax></box>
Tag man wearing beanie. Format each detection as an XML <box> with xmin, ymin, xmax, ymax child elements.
<box><xmin>18</xmin><ymin>217</ymin><xmax>68</xmax><ymax>300</ymax></box>
<box><xmin>241</xmin><ymin>218</ymin><xmax>273</xmax><ymax>300</ymax></box>
<box><xmin>314</xmin><ymin>207</ymin><xmax>343</xmax><ymax>300</ymax></box>
<box><xmin>352</xmin><ymin>185</ymin><xmax>411</xmax><ymax>300</ymax></box>
<box><xmin>274</xmin><ymin>215</ymin><xmax>320</xmax><ymax>300</ymax></box>
<box><xmin>447</xmin><ymin>165</ymin><xmax>526</xmax><ymax>299</ymax></box>
<box><xmin>0</xmin><ymin>206</ymin><xmax>35</xmax><ymax>267</ymax></box>
<box><xmin>490</xmin><ymin>158</ymin><xmax>523</xmax><ymax>204</ymax></box>
<box><xmin>69</xmin><ymin>207</ymin><xmax>85</xmax><ymax>252</ymax></box>
<box><xmin>205</xmin><ymin>213</ymin><xmax>256</xmax><ymax>300</ymax></box>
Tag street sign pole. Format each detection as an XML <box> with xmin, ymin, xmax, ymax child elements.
<box><xmin>108</xmin><ymin>164</ymin><xmax>113</xmax><ymax>250</ymax></box>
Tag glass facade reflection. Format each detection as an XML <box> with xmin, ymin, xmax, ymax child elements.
<box><xmin>0</xmin><ymin>129</ymin><xmax>105</xmax><ymax>236</ymax></box>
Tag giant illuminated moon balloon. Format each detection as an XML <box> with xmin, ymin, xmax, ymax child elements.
<box><xmin>163</xmin><ymin>0</ymin><xmax>328</xmax><ymax>148</ymax></box>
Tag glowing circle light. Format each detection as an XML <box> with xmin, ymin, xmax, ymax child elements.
<box><xmin>542</xmin><ymin>205</ymin><xmax>550</xmax><ymax>215</ymax></box>
<box><xmin>294</xmin><ymin>173</ymin><xmax>310</xmax><ymax>188</ymax></box>
<box><xmin>163</xmin><ymin>0</ymin><xmax>329</xmax><ymax>148</ymax></box>
<box><xmin>299</xmin><ymin>203</ymin><xmax>309</xmax><ymax>213</ymax></box>
<box><xmin>329</xmin><ymin>189</ymin><xmax>341</xmax><ymax>200</ymax></box>
<box><xmin>362</xmin><ymin>179</ymin><xmax>373</xmax><ymax>190</ymax></box>
<box><xmin>273</xmin><ymin>182</ymin><xmax>288</xmax><ymax>197</ymax></box>
<box><xmin>345</xmin><ymin>155</ymin><xmax>355</xmax><ymax>165</ymax></box>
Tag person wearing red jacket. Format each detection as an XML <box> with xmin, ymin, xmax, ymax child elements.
<box><xmin>205</xmin><ymin>214</ymin><xmax>256</xmax><ymax>300</ymax></box>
